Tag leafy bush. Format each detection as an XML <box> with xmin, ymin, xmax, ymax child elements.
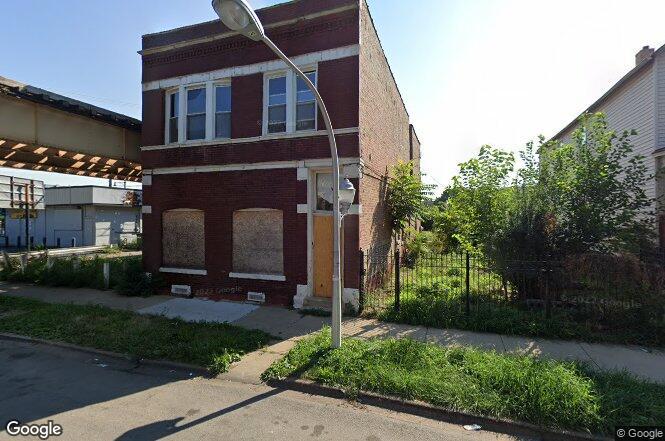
<box><xmin>0</xmin><ymin>254</ymin><xmax>161</xmax><ymax>297</ymax></box>
<box><xmin>119</xmin><ymin>237</ymin><xmax>142</xmax><ymax>251</ymax></box>
<box><xmin>115</xmin><ymin>257</ymin><xmax>164</xmax><ymax>297</ymax></box>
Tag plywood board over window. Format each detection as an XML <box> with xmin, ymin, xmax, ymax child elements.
<box><xmin>162</xmin><ymin>209</ymin><xmax>205</xmax><ymax>269</ymax></box>
<box><xmin>233</xmin><ymin>209</ymin><xmax>284</xmax><ymax>276</ymax></box>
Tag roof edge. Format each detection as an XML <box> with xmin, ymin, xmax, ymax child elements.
<box><xmin>551</xmin><ymin>43</ymin><xmax>665</xmax><ymax>141</ymax></box>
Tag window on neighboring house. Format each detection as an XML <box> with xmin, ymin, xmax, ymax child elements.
<box><xmin>215</xmin><ymin>84</ymin><xmax>232</xmax><ymax>139</ymax></box>
<box><xmin>296</xmin><ymin>71</ymin><xmax>317</xmax><ymax>131</ymax></box>
<box><xmin>162</xmin><ymin>209</ymin><xmax>205</xmax><ymax>269</ymax></box>
<box><xmin>267</xmin><ymin>76</ymin><xmax>287</xmax><ymax>134</ymax></box>
<box><xmin>233</xmin><ymin>209</ymin><xmax>284</xmax><ymax>276</ymax></box>
<box><xmin>186</xmin><ymin>88</ymin><xmax>206</xmax><ymax>141</ymax></box>
<box><xmin>167</xmin><ymin>91</ymin><xmax>179</xmax><ymax>143</ymax></box>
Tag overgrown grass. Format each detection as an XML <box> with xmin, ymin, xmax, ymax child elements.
<box><xmin>366</xmin><ymin>262</ymin><xmax>665</xmax><ymax>347</ymax></box>
<box><xmin>0</xmin><ymin>296</ymin><xmax>271</xmax><ymax>374</ymax></box>
<box><xmin>0</xmin><ymin>255</ymin><xmax>162</xmax><ymax>297</ymax></box>
<box><xmin>263</xmin><ymin>329</ymin><xmax>665</xmax><ymax>435</ymax></box>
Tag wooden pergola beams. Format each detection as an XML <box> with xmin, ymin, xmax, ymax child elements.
<box><xmin>0</xmin><ymin>139</ymin><xmax>142</xmax><ymax>182</ymax></box>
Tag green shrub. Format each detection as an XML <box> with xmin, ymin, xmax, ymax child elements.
<box><xmin>119</xmin><ymin>237</ymin><xmax>142</xmax><ymax>251</ymax></box>
<box><xmin>0</xmin><ymin>254</ymin><xmax>161</xmax><ymax>297</ymax></box>
<box><xmin>115</xmin><ymin>257</ymin><xmax>163</xmax><ymax>297</ymax></box>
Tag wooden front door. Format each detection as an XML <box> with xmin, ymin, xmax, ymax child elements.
<box><xmin>313</xmin><ymin>215</ymin><xmax>333</xmax><ymax>298</ymax></box>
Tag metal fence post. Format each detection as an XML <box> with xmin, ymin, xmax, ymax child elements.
<box><xmin>395</xmin><ymin>249</ymin><xmax>401</xmax><ymax>312</ymax></box>
<box><xmin>103</xmin><ymin>262</ymin><xmax>110</xmax><ymax>289</ymax></box>
<box><xmin>544</xmin><ymin>264</ymin><xmax>552</xmax><ymax>319</ymax></box>
<box><xmin>358</xmin><ymin>250</ymin><xmax>365</xmax><ymax>315</ymax></box>
<box><xmin>465</xmin><ymin>252</ymin><xmax>471</xmax><ymax>317</ymax></box>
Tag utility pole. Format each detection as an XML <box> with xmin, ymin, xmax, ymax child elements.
<box><xmin>24</xmin><ymin>183</ymin><xmax>30</xmax><ymax>253</ymax></box>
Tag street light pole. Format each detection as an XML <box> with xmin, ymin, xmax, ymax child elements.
<box><xmin>260</xmin><ymin>38</ymin><xmax>344</xmax><ymax>348</ymax></box>
<box><xmin>212</xmin><ymin>0</ymin><xmax>348</xmax><ymax>348</ymax></box>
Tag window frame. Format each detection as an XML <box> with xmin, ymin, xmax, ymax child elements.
<box><xmin>262</xmin><ymin>65</ymin><xmax>318</xmax><ymax>136</ymax></box>
<box><xmin>165</xmin><ymin>88</ymin><xmax>180</xmax><ymax>145</ymax></box>
<box><xmin>264</xmin><ymin>71</ymin><xmax>289</xmax><ymax>135</ymax></box>
<box><xmin>185</xmin><ymin>84</ymin><xmax>208</xmax><ymax>142</ymax></box>
<box><xmin>213</xmin><ymin>80</ymin><xmax>233</xmax><ymax>140</ymax></box>
<box><xmin>295</xmin><ymin>69</ymin><xmax>318</xmax><ymax>132</ymax></box>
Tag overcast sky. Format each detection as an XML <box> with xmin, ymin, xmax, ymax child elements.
<box><xmin>2</xmin><ymin>0</ymin><xmax>665</xmax><ymax>192</ymax></box>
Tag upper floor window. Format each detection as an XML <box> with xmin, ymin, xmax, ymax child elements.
<box><xmin>267</xmin><ymin>76</ymin><xmax>287</xmax><ymax>134</ymax></box>
<box><xmin>215</xmin><ymin>85</ymin><xmax>232</xmax><ymax>139</ymax></box>
<box><xmin>296</xmin><ymin>71</ymin><xmax>316</xmax><ymax>131</ymax></box>
<box><xmin>187</xmin><ymin>87</ymin><xmax>206</xmax><ymax>141</ymax></box>
<box><xmin>263</xmin><ymin>68</ymin><xmax>318</xmax><ymax>135</ymax></box>
<box><xmin>167</xmin><ymin>91</ymin><xmax>179</xmax><ymax>144</ymax></box>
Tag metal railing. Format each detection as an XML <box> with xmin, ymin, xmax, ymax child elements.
<box><xmin>360</xmin><ymin>249</ymin><xmax>665</xmax><ymax>345</ymax></box>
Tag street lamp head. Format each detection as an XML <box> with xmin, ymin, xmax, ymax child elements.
<box><xmin>211</xmin><ymin>0</ymin><xmax>265</xmax><ymax>41</ymax></box>
<box><xmin>338</xmin><ymin>177</ymin><xmax>356</xmax><ymax>206</ymax></box>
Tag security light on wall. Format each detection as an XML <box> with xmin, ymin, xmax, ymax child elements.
<box><xmin>211</xmin><ymin>0</ymin><xmax>265</xmax><ymax>41</ymax></box>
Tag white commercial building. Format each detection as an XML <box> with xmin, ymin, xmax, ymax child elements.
<box><xmin>2</xmin><ymin>185</ymin><xmax>142</xmax><ymax>248</ymax></box>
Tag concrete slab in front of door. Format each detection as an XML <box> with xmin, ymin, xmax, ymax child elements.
<box><xmin>138</xmin><ymin>298</ymin><xmax>259</xmax><ymax>324</ymax></box>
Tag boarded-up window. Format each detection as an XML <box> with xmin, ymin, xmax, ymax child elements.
<box><xmin>233</xmin><ymin>209</ymin><xmax>283</xmax><ymax>275</ymax></box>
<box><xmin>162</xmin><ymin>209</ymin><xmax>205</xmax><ymax>269</ymax></box>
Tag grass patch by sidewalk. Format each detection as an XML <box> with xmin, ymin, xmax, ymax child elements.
<box><xmin>262</xmin><ymin>329</ymin><xmax>665</xmax><ymax>435</ymax></box>
<box><xmin>0</xmin><ymin>296</ymin><xmax>272</xmax><ymax>374</ymax></box>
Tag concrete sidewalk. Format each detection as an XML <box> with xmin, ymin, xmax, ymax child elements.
<box><xmin>2</xmin><ymin>282</ymin><xmax>664</xmax><ymax>384</ymax></box>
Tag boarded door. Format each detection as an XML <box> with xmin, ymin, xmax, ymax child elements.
<box><xmin>313</xmin><ymin>215</ymin><xmax>333</xmax><ymax>298</ymax></box>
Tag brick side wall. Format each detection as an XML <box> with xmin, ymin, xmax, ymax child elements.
<box><xmin>357</xmin><ymin>0</ymin><xmax>413</xmax><ymax>252</ymax></box>
<box><xmin>410</xmin><ymin>125</ymin><xmax>421</xmax><ymax>176</ymax></box>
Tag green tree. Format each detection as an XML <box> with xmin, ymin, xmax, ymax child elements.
<box><xmin>538</xmin><ymin>113</ymin><xmax>655</xmax><ymax>255</ymax></box>
<box><xmin>435</xmin><ymin>145</ymin><xmax>515</xmax><ymax>253</ymax></box>
<box><xmin>386</xmin><ymin>161</ymin><xmax>434</xmax><ymax>235</ymax></box>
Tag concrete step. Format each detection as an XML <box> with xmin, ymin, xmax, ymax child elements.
<box><xmin>302</xmin><ymin>296</ymin><xmax>332</xmax><ymax>312</ymax></box>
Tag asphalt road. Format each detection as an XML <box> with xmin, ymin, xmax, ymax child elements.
<box><xmin>0</xmin><ymin>339</ymin><xmax>515</xmax><ymax>441</ymax></box>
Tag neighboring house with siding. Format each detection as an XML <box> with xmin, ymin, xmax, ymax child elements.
<box><xmin>140</xmin><ymin>0</ymin><xmax>420</xmax><ymax>309</ymax></box>
<box><xmin>552</xmin><ymin>44</ymin><xmax>665</xmax><ymax>246</ymax></box>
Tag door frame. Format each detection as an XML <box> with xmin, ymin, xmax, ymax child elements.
<box><xmin>307</xmin><ymin>168</ymin><xmax>337</xmax><ymax>299</ymax></box>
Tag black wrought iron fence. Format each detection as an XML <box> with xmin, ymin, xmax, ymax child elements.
<box><xmin>359</xmin><ymin>249</ymin><xmax>665</xmax><ymax>346</ymax></box>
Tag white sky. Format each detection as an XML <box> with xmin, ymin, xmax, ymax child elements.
<box><xmin>2</xmin><ymin>0</ymin><xmax>665</xmax><ymax>194</ymax></box>
<box><xmin>398</xmin><ymin>0</ymin><xmax>665</xmax><ymax>191</ymax></box>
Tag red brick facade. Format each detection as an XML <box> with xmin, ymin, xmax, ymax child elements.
<box><xmin>140</xmin><ymin>0</ymin><xmax>419</xmax><ymax>308</ymax></box>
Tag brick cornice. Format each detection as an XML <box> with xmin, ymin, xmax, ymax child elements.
<box><xmin>143</xmin><ymin>15</ymin><xmax>358</xmax><ymax>69</ymax></box>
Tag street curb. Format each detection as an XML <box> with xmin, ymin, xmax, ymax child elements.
<box><xmin>0</xmin><ymin>332</ymin><xmax>211</xmax><ymax>376</ymax></box>
<box><xmin>266</xmin><ymin>378</ymin><xmax>611</xmax><ymax>441</ymax></box>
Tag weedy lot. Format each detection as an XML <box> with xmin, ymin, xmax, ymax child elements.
<box><xmin>263</xmin><ymin>329</ymin><xmax>665</xmax><ymax>435</ymax></box>
<box><xmin>0</xmin><ymin>296</ymin><xmax>272</xmax><ymax>374</ymax></box>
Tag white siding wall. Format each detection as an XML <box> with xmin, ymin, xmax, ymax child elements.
<box><xmin>557</xmin><ymin>65</ymin><xmax>657</xmax><ymax>202</ymax></box>
<box><xmin>656</xmin><ymin>51</ymin><xmax>665</xmax><ymax>150</ymax></box>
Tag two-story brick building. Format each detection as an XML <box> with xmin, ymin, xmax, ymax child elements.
<box><xmin>140</xmin><ymin>0</ymin><xmax>420</xmax><ymax>310</ymax></box>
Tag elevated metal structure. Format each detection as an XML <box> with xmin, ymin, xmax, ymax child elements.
<box><xmin>0</xmin><ymin>76</ymin><xmax>142</xmax><ymax>182</ymax></box>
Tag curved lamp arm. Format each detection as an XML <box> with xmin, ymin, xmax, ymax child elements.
<box><xmin>262</xmin><ymin>36</ymin><xmax>344</xmax><ymax>348</ymax></box>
